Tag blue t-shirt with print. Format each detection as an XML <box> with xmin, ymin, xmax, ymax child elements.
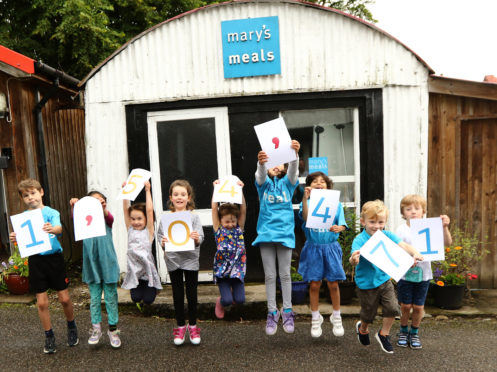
<box><xmin>252</xmin><ymin>174</ymin><xmax>298</xmax><ymax>249</ymax></box>
<box><xmin>38</xmin><ymin>206</ymin><xmax>63</xmax><ymax>255</ymax></box>
<box><xmin>298</xmin><ymin>201</ymin><xmax>347</xmax><ymax>244</ymax></box>
<box><xmin>351</xmin><ymin>229</ymin><xmax>402</xmax><ymax>290</ymax></box>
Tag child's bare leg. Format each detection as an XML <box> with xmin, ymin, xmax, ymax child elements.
<box><xmin>57</xmin><ymin>288</ymin><xmax>75</xmax><ymax>321</ymax></box>
<box><xmin>309</xmin><ymin>281</ymin><xmax>321</xmax><ymax>311</ymax></box>
<box><xmin>380</xmin><ymin>317</ymin><xmax>395</xmax><ymax>335</ymax></box>
<box><xmin>327</xmin><ymin>280</ymin><xmax>340</xmax><ymax>311</ymax></box>
<box><xmin>400</xmin><ymin>303</ymin><xmax>412</xmax><ymax>326</ymax></box>
<box><xmin>36</xmin><ymin>292</ymin><xmax>52</xmax><ymax>330</ymax></box>
<box><xmin>411</xmin><ymin>305</ymin><xmax>424</xmax><ymax>328</ymax></box>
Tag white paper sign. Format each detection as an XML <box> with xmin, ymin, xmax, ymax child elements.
<box><xmin>117</xmin><ymin>168</ymin><xmax>152</xmax><ymax>201</ymax></box>
<box><xmin>213</xmin><ymin>176</ymin><xmax>242</xmax><ymax>204</ymax></box>
<box><xmin>73</xmin><ymin>197</ymin><xmax>106</xmax><ymax>241</ymax></box>
<box><xmin>410</xmin><ymin>217</ymin><xmax>445</xmax><ymax>261</ymax></box>
<box><xmin>254</xmin><ymin>117</ymin><xmax>297</xmax><ymax>169</ymax></box>
<box><xmin>360</xmin><ymin>230</ymin><xmax>415</xmax><ymax>282</ymax></box>
<box><xmin>10</xmin><ymin>209</ymin><xmax>51</xmax><ymax>257</ymax></box>
<box><xmin>161</xmin><ymin>211</ymin><xmax>194</xmax><ymax>252</ymax></box>
<box><xmin>305</xmin><ymin>189</ymin><xmax>340</xmax><ymax>230</ymax></box>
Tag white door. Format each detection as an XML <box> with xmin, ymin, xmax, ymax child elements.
<box><xmin>148</xmin><ymin>107</ymin><xmax>231</xmax><ymax>282</ymax></box>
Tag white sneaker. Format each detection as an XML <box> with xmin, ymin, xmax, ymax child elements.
<box><xmin>310</xmin><ymin>314</ymin><xmax>324</xmax><ymax>338</ymax></box>
<box><xmin>107</xmin><ymin>329</ymin><xmax>121</xmax><ymax>348</ymax></box>
<box><xmin>88</xmin><ymin>325</ymin><xmax>102</xmax><ymax>345</ymax></box>
<box><xmin>330</xmin><ymin>315</ymin><xmax>344</xmax><ymax>337</ymax></box>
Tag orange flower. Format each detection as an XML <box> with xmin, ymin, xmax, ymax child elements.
<box><xmin>437</xmin><ymin>281</ymin><xmax>445</xmax><ymax>286</ymax></box>
<box><xmin>454</xmin><ymin>246</ymin><xmax>462</xmax><ymax>250</ymax></box>
<box><xmin>13</xmin><ymin>265</ymin><xmax>18</xmax><ymax>270</ymax></box>
<box><xmin>24</xmin><ymin>261</ymin><xmax>28</xmax><ymax>266</ymax></box>
<box><xmin>446</xmin><ymin>248</ymin><xmax>451</xmax><ymax>253</ymax></box>
<box><xmin>449</xmin><ymin>263</ymin><xmax>457</xmax><ymax>267</ymax></box>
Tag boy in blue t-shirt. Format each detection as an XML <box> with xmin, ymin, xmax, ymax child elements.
<box><xmin>9</xmin><ymin>179</ymin><xmax>78</xmax><ymax>354</ymax></box>
<box><xmin>350</xmin><ymin>200</ymin><xmax>423</xmax><ymax>354</ymax></box>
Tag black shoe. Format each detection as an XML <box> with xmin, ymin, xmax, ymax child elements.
<box><xmin>68</xmin><ymin>326</ymin><xmax>79</xmax><ymax>347</ymax></box>
<box><xmin>44</xmin><ymin>335</ymin><xmax>56</xmax><ymax>354</ymax></box>
<box><xmin>375</xmin><ymin>331</ymin><xmax>394</xmax><ymax>354</ymax></box>
<box><xmin>355</xmin><ymin>321</ymin><xmax>370</xmax><ymax>346</ymax></box>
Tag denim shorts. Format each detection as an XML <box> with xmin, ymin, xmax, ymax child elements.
<box><xmin>397</xmin><ymin>279</ymin><xmax>431</xmax><ymax>306</ymax></box>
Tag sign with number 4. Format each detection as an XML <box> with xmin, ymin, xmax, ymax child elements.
<box><xmin>360</xmin><ymin>230</ymin><xmax>415</xmax><ymax>282</ymax></box>
<box><xmin>305</xmin><ymin>189</ymin><xmax>340</xmax><ymax>230</ymax></box>
<box><xmin>410</xmin><ymin>218</ymin><xmax>444</xmax><ymax>261</ymax></box>
<box><xmin>213</xmin><ymin>176</ymin><xmax>242</xmax><ymax>204</ymax></box>
<box><xmin>10</xmin><ymin>209</ymin><xmax>51</xmax><ymax>257</ymax></box>
<box><xmin>161</xmin><ymin>211</ymin><xmax>195</xmax><ymax>252</ymax></box>
<box><xmin>117</xmin><ymin>168</ymin><xmax>152</xmax><ymax>201</ymax></box>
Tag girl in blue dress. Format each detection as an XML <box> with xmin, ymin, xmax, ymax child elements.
<box><xmin>211</xmin><ymin>179</ymin><xmax>247</xmax><ymax>319</ymax></box>
<box><xmin>253</xmin><ymin>139</ymin><xmax>300</xmax><ymax>336</ymax></box>
<box><xmin>299</xmin><ymin>172</ymin><xmax>347</xmax><ymax>338</ymax></box>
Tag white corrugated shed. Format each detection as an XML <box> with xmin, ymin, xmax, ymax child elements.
<box><xmin>82</xmin><ymin>0</ymin><xmax>432</xmax><ymax>273</ymax></box>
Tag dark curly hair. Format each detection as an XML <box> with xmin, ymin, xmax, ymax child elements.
<box><xmin>305</xmin><ymin>172</ymin><xmax>333</xmax><ymax>189</ymax></box>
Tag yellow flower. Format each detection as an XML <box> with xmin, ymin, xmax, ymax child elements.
<box><xmin>437</xmin><ymin>281</ymin><xmax>445</xmax><ymax>286</ymax></box>
<box><xmin>446</xmin><ymin>248</ymin><xmax>451</xmax><ymax>253</ymax></box>
<box><xmin>454</xmin><ymin>246</ymin><xmax>462</xmax><ymax>250</ymax></box>
<box><xmin>449</xmin><ymin>263</ymin><xmax>457</xmax><ymax>267</ymax></box>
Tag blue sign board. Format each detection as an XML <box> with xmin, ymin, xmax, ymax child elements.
<box><xmin>221</xmin><ymin>16</ymin><xmax>281</xmax><ymax>79</ymax></box>
<box><xmin>309</xmin><ymin>157</ymin><xmax>328</xmax><ymax>175</ymax></box>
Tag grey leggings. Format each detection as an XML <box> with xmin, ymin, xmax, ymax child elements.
<box><xmin>260</xmin><ymin>243</ymin><xmax>293</xmax><ymax>312</ymax></box>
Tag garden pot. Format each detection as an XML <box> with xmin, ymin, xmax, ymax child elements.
<box><xmin>432</xmin><ymin>284</ymin><xmax>465</xmax><ymax>310</ymax></box>
<box><xmin>291</xmin><ymin>281</ymin><xmax>309</xmax><ymax>305</ymax></box>
<box><xmin>4</xmin><ymin>274</ymin><xmax>29</xmax><ymax>295</ymax></box>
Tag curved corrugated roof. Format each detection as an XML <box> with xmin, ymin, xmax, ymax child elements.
<box><xmin>79</xmin><ymin>0</ymin><xmax>434</xmax><ymax>87</ymax></box>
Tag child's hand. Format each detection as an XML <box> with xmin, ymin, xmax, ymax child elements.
<box><xmin>304</xmin><ymin>186</ymin><xmax>312</xmax><ymax>199</ymax></box>
<box><xmin>191</xmin><ymin>231</ymin><xmax>200</xmax><ymax>245</ymax></box>
<box><xmin>441</xmin><ymin>215</ymin><xmax>450</xmax><ymax>227</ymax></box>
<box><xmin>350</xmin><ymin>250</ymin><xmax>360</xmax><ymax>265</ymax></box>
<box><xmin>213</xmin><ymin>179</ymin><xmax>220</xmax><ymax>186</ymax></box>
<box><xmin>69</xmin><ymin>198</ymin><xmax>79</xmax><ymax>207</ymax></box>
<box><xmin>42</xmin><ymin>222</ymin><xmax>55</xmax><ymax>234</ymax></box>
<box><xmin>413</xmin><ymin>253</ymin><xmax>424</xmax><ymax>262</ymax></box>
<box><xmin>291</xmin><ymin>140</ymin><xmax>300</xmax><ymax>154</ymax></box>
<box><xmin>258</xmin><ymin>151</ymin><xmax>268</xmax><ymax>165</ymax></box>
<box><xmin>237</xmin><ymin>180</ymin><xmax>244</xmax><ymax>188</ymax></box>
<box><xmin>161</xmin><ymin>236</ymin><xmax>168</xmax><ymax>248</ymax></box>
<box><xmin>144</xmin><ymin>180</ymin><xmax>151</xmax><ymax>192</ymax></box>
<box><xmin>330</xmin><ymin>225</ymin><xmax>345</xmax><ymax>233</ymax></box>
<box><xmin>9</xmin><ymin>232</ymin><xmax>16</xmax><ymax>243</ymax></box>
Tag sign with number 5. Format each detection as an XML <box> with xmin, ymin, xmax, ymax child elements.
<box><xmin>117</xmin><ymin>168</ymin><xmax>152</xmax><ymax>201</ymax></box>
<box><xmin>213</xmin><ymin>176</ymin><xmax>242</xmax><ymax>204</ymax></box>
<box><xmin>410</xmin><ymin>218</ymin><xmax>444</xmax><ymax>261</ymax></box>
<box><xmin>305</xmin><ymin>189</ymin><xmax>340</xmax><ymax>230</ymax></box>
<box><xmin>161</xmin><ymin>211</ymin><xmax>195</xmax><ymax>252</ymax></box>
<box><xmin>10</xmin><ymin>209</ymin><xmax>51</xmax><ymax>257</ymax></box>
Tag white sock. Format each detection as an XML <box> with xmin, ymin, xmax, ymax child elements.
<box><xmin>311</xmin><ymin>311</ymin><xmax>321</xmax><ymax>320</ymax></box>
<box><xmin>332</xmin><ymin>310</ymin><xmax>341</xmax><ymax>318</ymax></box>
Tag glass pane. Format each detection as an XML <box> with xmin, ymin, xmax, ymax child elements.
<box><xmin>157</xmin><ymin>118</ymin><xmax>218</xmax><ymax>210</ymax></box>
<box><xmin>282</xmin><ymin>108</ymin><xmax>355</xmax><ymax>177</ymax></box>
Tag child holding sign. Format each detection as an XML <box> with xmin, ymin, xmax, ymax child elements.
<box><xmin>211</xmin><ymin>179</ymin><xmax>247</xmax><ymax>319</ymax></box>
<box><xmin>350</xmin><ymin>200</ymin><xmax>423</xmax><ymax>354</ymax></box>
<box><xmin>70</xmin><ymin>191</ymin><xmax>121</xmax><ymax>348</ymax></box>
<box><xmin>299</xmin><ymin>172</ymin><xmax>347</xmax><ymax>338</ymax></box>
<box><xmin>10</xmin><ymin>179</ymin><xmax>78</xmax><ymax>354</ymax></box>
<box><xmin>158</xmin><ymin>180</ymin><xmax>204</xmax><ymax>345</ymax></box>
<box><xmin>121</xmin><ymin>181</ymin><xmax>162</xmax><ymax>310</ymax></box>
<box><xmin>395</xmin><ymin>194</ymin><xmax>452</xmax><ymax>349</ymax></box>
<box><xmin>253</xmin><ymin>139</ymin><xmax>300</xmax><ymax>335</ymax></box>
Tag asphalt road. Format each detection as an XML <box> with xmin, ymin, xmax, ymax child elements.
<box><xmin>1</xmin><ymin>305</ymin><xmax>496</xmax><ymax>371</ymax></box>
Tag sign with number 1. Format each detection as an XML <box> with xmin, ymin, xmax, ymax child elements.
<box><xmin>117</xmin><ymin>168</ymin><xmax>152</xmax><ymax>201</ymax></box>
<box><xmin>73</xmin><ymin>196</ymin><xmax>106</xmax><ymax>241</ymax></box>
<box><xmin>161</xmin><ymin>211</ymin><xmax>194</xmax><ymax>252</ymax></box>
<box><xmin>410</xmin><ymin>218</ymin><xmax>445</xmax><ymax>261</ymax></box>
<box><xmin>305</xmin><ymin>189</ymin><xmax>340</xmax><ymax>230</ymax></box>
<box><xmin>360</xmin><ymin>230</ymin><xmax>415</xmax><ymax>282</ymax></box>
<box><xmin>10</xmin><ymin>209</ymin><xmax>51</xmax><ymax>257</ymax></box>
<box><xmin>213</xmin><ymin>176</ymin><xmax>242</xmax><ymax>204</ymax></box>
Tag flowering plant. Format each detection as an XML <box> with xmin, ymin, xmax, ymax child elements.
<box><xmin>0</xmin><ymin>252</ymin><xmax>29</xmax><ymax>283</ymax></box>
<box><xmin>431</xmin><ymin>223</ymin><xmax>487</xmax><ymax>287</ymax></box>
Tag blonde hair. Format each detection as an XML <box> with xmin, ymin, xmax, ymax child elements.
<box><xmin>18</xmin><ymin>179</ymin><xmax>42</xmax><ymax>195</ymax></box>
<box><xmin>361</xmin><ymin>199</ymin><xmax>389</xmax><ymax>220</ymax></box>
<box><xmin>400</xmin><ymin>194</ymin><xmax>427</xmax><ymax>217</ymax></box>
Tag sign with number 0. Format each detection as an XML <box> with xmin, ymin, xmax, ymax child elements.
<box><xmin>254</xmin><ymin>117</ymin><xmax>297</xmax><ymax>169</ymax></box>
<box><xmin>410</xmin><ymin>218</ymin><xmax>444</xmax><ymax>261</ymax></box>
<box><xmin>360</xmin><ymin>230</ymin><xmax>415</xmax><ymax>282</ymax></box>
<box><xmin>73</xmin><ymin>196</ymin><xmax>106</xmax><ymax>241</ymax></box>
<box><xmin>305</xmin><ymin>189</ymin><xmax>340</xmax><ymax>230</ymax></box>
<box><xmin>10</xmin><ymin>209</ymin><xmax>51</xmax><ymax>257</ymax></box>
<box><xmin>213</xmin><ymin>176</ymin><xmax>242</xmax><ymax>204</ymax></box>
<box><xmin>161</xmin><ymin>211</ymin><xmax>194</xmax><ymax>252</ymax></box>
<box><xmin>117</xmin><ymin>168</ymin><xmax>152</xmax><ymax>201</ymax></box>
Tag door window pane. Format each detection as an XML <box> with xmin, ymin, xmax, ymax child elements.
<box><xmin>156</xmin><ymin>118</ymin><xmax>218</xmax><ymax>210</ymax></box>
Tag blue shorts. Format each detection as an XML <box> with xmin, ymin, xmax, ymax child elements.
<box><xmin>298</xmin><ymin>241</ymin><xmax>346</xmax><ymax>282</ymax></box>
<box><xmin>397</xmin><ymin>279</ymin><xmax>430</xmax><ymax>306</ymax></box>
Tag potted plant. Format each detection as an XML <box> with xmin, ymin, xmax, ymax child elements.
<box><xmin>290</xmin><ymin>262</ymin><xmax>308</xmax><ymax>305</ymax></box>
<box><xmin>0</xmin><ymin>250</ymin><xmax>30</xmax><ymax>295</ymax></box>
<box><xmin>430</xmin><ymin>223</ymin><xmax>487</xmax><ymax>309</ymax></box>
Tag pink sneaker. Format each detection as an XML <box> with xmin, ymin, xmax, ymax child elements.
<box><xmin>173</xmin><ymin>326</ymin><xmax>187</xmax><ymax>346</ymax></box>
<box><xmin>215</xmin><ymin>297</ymin><xmax>225</xmax><ymax>319</ymax></box>
<box><xmin>188</xmin><ymin>325</ymin><xmax>201</xmax><ymax>345</ymax></box>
